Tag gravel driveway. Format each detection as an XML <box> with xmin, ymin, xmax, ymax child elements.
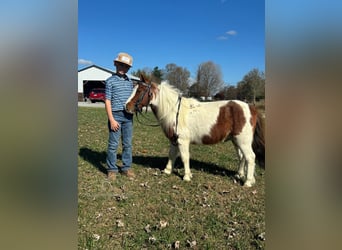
<box><xmin>78</xmin><ymin>101</ymin><xmax>105</xmax><ymax>108</ymax></box>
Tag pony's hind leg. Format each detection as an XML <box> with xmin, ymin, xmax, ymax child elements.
<box><xmin>241</xmin><ymin>145</ymin><xmax>256</xmax><ymax>187</ymax></box>
<box><xmin>235</xmin><ymin>137</ymin><xmax>256</xmax><ymax>187</ymax></box>
<box><xmin>163</xmin><ymin>144</ymin><xmax>179</xmax><ymax>174</ymax></box>
<box><xmin>233</xmin><ymin>143</ymin><xmax>246</xmax><ymax>181</ymax></box>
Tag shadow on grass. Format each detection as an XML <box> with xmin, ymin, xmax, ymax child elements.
<box><xmin>185</xmin><ymin>158</ymin><xmax>237</xmax><ymax>179</ymax></box>
<box><xmin>134</xmin><ymin>155</ymin><xmax>237</xmax><ymax>180</ymax></box>
<box><xmin>79</xmin><ymin>147</ymin><xmax>237</xmax><ymax>179</ymax></box>
<box><xmin>79</xmin><ymin>147</ymin><xmax>107</xmax><ymax>175</ymax></box>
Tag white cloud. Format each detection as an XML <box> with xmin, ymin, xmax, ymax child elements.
<box><xmin>78</xmin><ymin>58</ymin><xmax>93</xmax><ymax>65</ymax></box>
<box><xmin>217</xmin><ymin>30</ymin><xmax>237</xmax><ymax>41</ymax></box>
<box><xmin>217</xmin><ymin>36</ymin><xmax>228</xmax><ymax>40</ymax></box>
<box><xmin>226</xmin><ymin>30</ymin><xmax>237</xmax><ymax>36</ymax></box>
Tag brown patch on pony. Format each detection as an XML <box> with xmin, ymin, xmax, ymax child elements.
<box><xmin>229</xmin><ymin>102</ymin><xmax>247</xmax><ymax>135</ymax></box>
<box><xmin>166</xmin><ymin>125</ymin><xmax>178</xmax><ymax>144</ymax></box>
<box><xmin>202</xmin><ymin>101</ymin><xmax>246</xmax><ymax>144</ymax></box>
<box><xmin>150</xmin><ymin>104</ymin><xmax>158</xmax><ymax>116</ymax></box>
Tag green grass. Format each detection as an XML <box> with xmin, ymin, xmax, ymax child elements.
<box><xmin>78</xmin><ymin>107</ymin><xmax>265</xmax><ymax>249</ymax></box>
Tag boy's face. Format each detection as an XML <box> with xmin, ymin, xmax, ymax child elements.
<box><xmin>115</xmin><ymin>61</ymin><xmax>130</xmax><ymax>75</ymax></box>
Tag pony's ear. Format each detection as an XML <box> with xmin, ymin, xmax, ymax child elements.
<box><xmin>140</xmin><ymin>74</ymin><xmax>147</xmax><ymax>83</ymax></box>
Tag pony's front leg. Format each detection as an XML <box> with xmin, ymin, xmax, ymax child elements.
<box><xmin>163</xmin><ymin>144</ymin><xmax>179</xmax><ymax>175</ymax></box>
<box><xmin>178</xmin><ymin>140</ymin><xmax>192</xmax><ymax>181</ymax></box>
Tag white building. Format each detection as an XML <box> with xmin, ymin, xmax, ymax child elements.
<box><xmin>78</xmin><ymin>64</ymin><xmax>139</xmax><ymax>101</ymax></box>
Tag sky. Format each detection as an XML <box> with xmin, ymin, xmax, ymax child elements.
<box><xmin>78</xmin><ymin>0</ymin><xmax>265</xmax><ymax>85</ymax></box>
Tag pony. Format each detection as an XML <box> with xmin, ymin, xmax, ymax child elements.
<box><xmin>125</xmin><ymin>76</ymin><xmax>265</xmax><ymax>187</ymax></box>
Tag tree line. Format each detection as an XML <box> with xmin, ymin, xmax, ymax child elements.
<box><xmin>131</xmin><ymin>61</ymin><xmax>265</xmax><ymax>104</ymax></box>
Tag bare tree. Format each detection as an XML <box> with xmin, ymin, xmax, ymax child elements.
<box><xmin>196</xmin><ymin>61</ymin><xmax>224</xmax><ymax>97</ymax></box>
<box><xmin>164</xmin><ymin>63</ymin><xmax>190</xmax><ymax>93</ymax></box>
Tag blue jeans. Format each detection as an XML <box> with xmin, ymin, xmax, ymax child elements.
<box><xmin>107</xmin><ymin>110</ymin><xmax>133</xmax><ymax>173</ymax></box>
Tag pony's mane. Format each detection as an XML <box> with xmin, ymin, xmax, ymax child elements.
<box><xmin>159</xmin><ymin>81</ymin><xmax>181</xmax><ymax>97</ymax></box>
<box><xmin>158</xmin><ymin>81</ymin><xmax>199</xmax><ymax>104</ymax></box>
<box><xmin>156</xmin><ymin>82</ymin><xmax>181</xmax><ymax>122</ymax></box>
<box><xmin>155</xmin><ymin>81</ymin><xmax>199</xmax><ymax>128</ymax></box>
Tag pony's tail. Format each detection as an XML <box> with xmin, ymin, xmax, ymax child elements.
<box><xmin>252</xmin><ymin>112</ymin><xmax>265</xmax><ymax>168</ymax></box>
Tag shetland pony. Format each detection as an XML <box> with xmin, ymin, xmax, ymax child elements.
<box><xmin>125</xmin><ymin>77</ymin><xmax>265</xmax><ymax>187</ymax></box>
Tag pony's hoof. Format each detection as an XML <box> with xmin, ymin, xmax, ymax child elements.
<box><xmin>234</xmin><ymin>173</ymin><xmax>244</xmax><ymax>181</ymax></box>
<box><xmin>163</xmin><ymin>168</ymin><xmax>172</xmax><ymax>175</ymax></box>
<box><xmin>244</xmin><ymin>179</ymin><xmax>255</xmax><ymax>187</ymax></box>
<box><xmin>183</xmin><ymin>175</ymin><xmax>191</xmax><ymax>181</ymax></box>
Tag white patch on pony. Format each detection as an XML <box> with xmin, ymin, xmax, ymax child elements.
<box><xmin>186</xmin><ymin>100</ymin><xmax>230</xmax><ymax>144</ymax></box>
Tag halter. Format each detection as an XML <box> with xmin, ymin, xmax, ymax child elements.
<box><xmin>134</xmin><ymin>81</ymin><xmax>160</xmax><ymax>127</ymax></box>
<box><xmin>134</xmin><ymin>81</ymin><xmax>152</xmax><ymax>113</ymax></box>
<box><xmin>170</xmin><ymin>94</ymin><xmax>182</xmax><ymax>145</ymax></box>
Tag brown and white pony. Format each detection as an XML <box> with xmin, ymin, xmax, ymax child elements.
<box><xmin>125</xmin><ymin>77</ymin><xmax>265</xmax><ymax>187</ymax></box>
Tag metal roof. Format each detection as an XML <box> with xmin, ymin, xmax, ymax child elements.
<box><xmin>78</xmin><ymin>64</ymin><xmax>140</xmax><ymax>80</ymax></box>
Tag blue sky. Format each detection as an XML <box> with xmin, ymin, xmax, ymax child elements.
<box><xmin>78</xmin><ymin>0</ymin><xmax>264</xmax><ymax>85</ymax></box>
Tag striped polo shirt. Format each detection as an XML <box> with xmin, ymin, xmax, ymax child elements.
<box><xmin>105</xmin><ymin>73</ymin><xmax>134</xmax><ymax>112</ymax></box>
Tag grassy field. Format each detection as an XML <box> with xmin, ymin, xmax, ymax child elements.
<box><xmin>78</xmin><ymin>107</ymin><xmax>265</xmax><ymax>249</ymax></box>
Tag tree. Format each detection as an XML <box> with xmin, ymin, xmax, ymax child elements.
<box><xmin>237</xmin><ymin>80</ymin><xmax>253</xmax><ymax>102</ymax></box>
<box><xmin>164</xmin><ymin>63</ymin><xmax>190</xmax><ymax>93</ymax></box>
<box><xmin>237</xmin><ymin>68</ymin><xmax>265</xmax><ymax>103</ymax></box>
<box><xmin>213</xmin><ymin>91</ymin><xmax>225</xmax><ymax>100</ymax></box>
<box><xmin>188</xmin><ymin>82</ymin><xmax>206</xmax><ymax>98</ymax></box>
<box><xmin>130</xmin><ymin>69</ymin><xmax>144</xmax><ymax>78</ymax></box>
<box><xmin>151</xmin><ymin>66</ymin><xmax>163</xmax><ymax>83</ymax></box>
<box><xmin>222</xmin><ymin>85</ymin><xmax>238</xmax><ymax>100</ymax></box>
<box><xmin>214</xmin><ymin>85</ymin><xmax>238</xmax><ymax>100</ymax></box>
<box><xmin>196</xmin><ymin>61</ymin><xmax>224</xmax><ymax>97</ymax></box>
<box><xmin>131</xmin><ymin>68</ymin><xmax>151</xmax><ymax>82</ymax></box>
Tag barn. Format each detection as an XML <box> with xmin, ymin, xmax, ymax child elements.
<box><xmin>78</xmin><ymin>64</ymin><xmax>139</xmax><ymax>101</ymax></box>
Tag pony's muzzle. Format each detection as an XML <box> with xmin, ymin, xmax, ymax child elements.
<box><xmin>125</xmin><ymin>104</ymin><xmax>135</xmax><ymax>114</ymax></box>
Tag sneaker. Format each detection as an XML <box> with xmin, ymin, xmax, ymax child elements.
<box><xmin>107</xmin><ymin>171</ymin><xmax>116</xmax><ymax>181</ymax></box>
<box><xmin>121</xmin><ymin>169</ymin><xmax>136</xmax><ymax>179</ymax></box>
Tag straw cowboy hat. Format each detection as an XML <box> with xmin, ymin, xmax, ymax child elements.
<box><xmin>114</xmin><ymin>52</ymin><xmax>133</xmax><ymax>67</ymax></box>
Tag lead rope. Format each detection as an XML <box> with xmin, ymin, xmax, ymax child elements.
<box><xmin>171</xmin><ymin>95</ymin><xmax>182</xmax><ymax>145</ymax></box>
<box><xmin>135</xmin><ymin>107</ymin><xmax>160</xmax><ymax>127</ymax></box>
